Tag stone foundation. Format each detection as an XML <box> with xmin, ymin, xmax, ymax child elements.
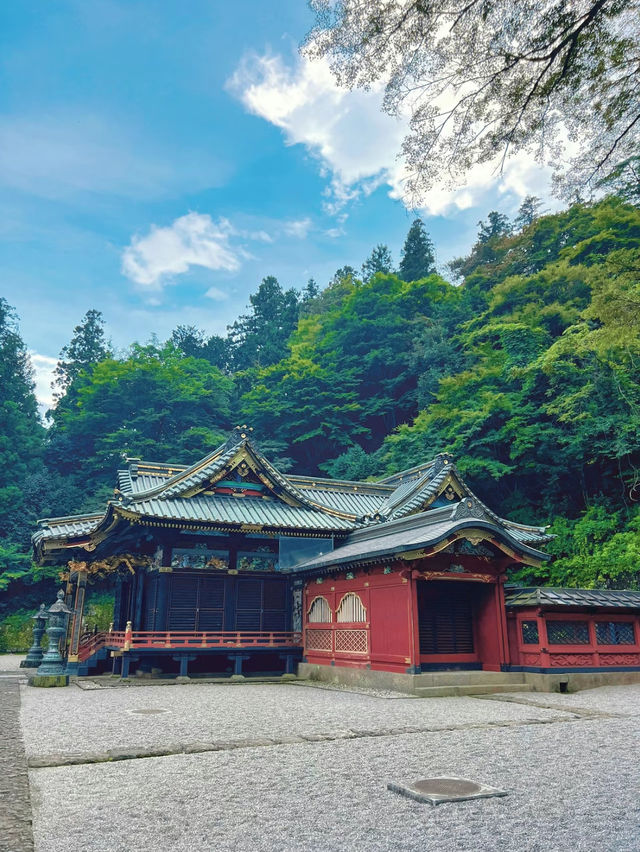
<box><xmin>522</xmin><ymin>669</ymin><xmax>640</xmax><ymax>693</ymax></box>
<box><xmin>28</xmin><ymin>674</ymin><xmax>69</xmax><ymax>688</ymax></box>
<box><xmin>297</xmin><ymin>662</ymin><xmax>640</xmax><ymax>695</ymax></box>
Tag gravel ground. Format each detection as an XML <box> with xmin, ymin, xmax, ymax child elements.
<box><xmin>28</xmin><ymin>713</ymin><xmax>639</xmax><ymax>852</ymax></box>
<box><xmin>0</xmin><ymin>654</ymin><xmax>25</xmax><ymax>672</ymax></box>
<box><xmin>493</xmin><ymin>684</ymin><xmax>640</xmax><ymax>717</ymax></box>
<box><xmin>20</xmin><ymin>681</ymin><xmax>576</xmax><ymax>759</ymax></box>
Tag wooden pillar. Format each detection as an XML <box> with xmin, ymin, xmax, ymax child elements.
<box><xmin>279</xmin><ymin>653</ymin><xmax>295</xmax><ymax>674</ymax></box>
<box><xmin>67</xmin><ymin>570</ymin><xmax>88</xmax><ymax>665</ymax></box>
<box><xmin>173</xmin><ymin>654</ymin><xmax>197</xmax><ymax>678</ymax></box>
<box><xmin>133</xmin><ymin>569</ymin><xmax>145</xmax><ymax>630</ymax></box>
<box><xmin>112</xmin><ymin>578</ymin><xmax>123</xmax><ymax>631</ymax></box>
<box><xmin>155</xmin><ymin>572</ymin><xmax>171</xmax><ymax>630</ymax></box>
<box><xmin>230</xmin><ymin>654</ymin><xmax>250</xmax><ymax>676</ymax></box>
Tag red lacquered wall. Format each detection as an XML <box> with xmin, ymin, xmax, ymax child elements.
<box><xmin>507</xmin><ymin>608</ymin><xmax>640</xmax><ymax>669</ymax></box>
<box><xmin>303</xmin><ymin>566</ymin><xmax>416</xmax><ymax>673</ymax></box>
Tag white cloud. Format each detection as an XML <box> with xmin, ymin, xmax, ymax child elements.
<box><xmin>29</xmin><ymin>352</ymin><xmax>57</xmax><ymax>417</ymax></box>
<box><xmin>121</xmin><ymin>213</ymin><xmax>243</xmax><ymax>290</ymax></box>
<box><xmin>204</xmin><ymin>286</ymin><xmax>229</xmax><ymax>301</ymax></box>
<box><xmin>283</xmin><ymin>217</ymin><xmax>312</xmax><ymax>238</ymax></box>
<box><xmin>247</xmin><ymin>229</ymin><xmax>273</xmax><ymax>243</ymax></box>
<box><xmin>228</xmin><ymin>53</ymin><xmax>556</xmax><ymax>217</ymax></box>
<box><xmin>228</xmin><ymin>54</ymin><xmax>406</xmax><ymax>213</ymax></box>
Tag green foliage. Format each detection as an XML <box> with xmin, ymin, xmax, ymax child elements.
<box><xmin>84</xmin><ymin>592</ymin><xmax>116</xmax><ymax>631</ymax></box>
<box><xmin>47</xmin><ymin>341</ymin><xmax>234</xmax><ymax>492</ymax></box>
<box><xmin>398</xmin><ymin>219</ymin><xmax>436</xmax><ymax>282</ymax></box>
<box><xmin>170</xmin><ymin>325</ymin><xmax>229</xmax><ymax>371</ymax></box>
<box><xmin>320</xmin><ymin>444</ymin><xmax>383</xmax><ymax>481</ymax></box>
<box><xmin>513</xmin><ymin>506</ymin><xmax>640</xmax><ymax>590</ymax></box>
<box><xmin>227</xmin><ymin>276</ymin><xmax>300</xmax><ymax>371</ymax></box>
<box><xmin>0</xmin><ymin>608</ymin><xmax>41</xmax><ymax>652</ymax></box>
<box><xmin>361</xmin><ymin>244</ymin><xmax>393</xmax><ymax>282</ymax></box>
<box><xmin>240</xmin><ymin>272</ymin><xmax>460</xmax><ymax>471</ymax></box>
<box><xmin>53</xmin><ymin>309</ymin><xmax>110</xmax><ymax>399</ymax></box>
<box><xmin>0</xmin><ymin>299</ymin><xmax>46</xmax><ymax>597</ymax></box>
<box><xmin>378</xmin><ymin>197</ymin><xmax>640</xmax><ymax>539</ymax></box>
<box><xmin>2</xmin><ymin>194</ymin><xmax>640</xmax><ymax>628</ymax></box>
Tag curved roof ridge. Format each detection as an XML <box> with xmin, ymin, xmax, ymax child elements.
<box><xmin>37</xmin><ymin>511</ymin><xmax>104</xmax><ymax>526</ymax></box>
<box><xmin>120</xmin><ymin>436</ymin><xmax>232</xmax><ymax>501</ymax></box>
<box><xmin>120</xmin><ymin>428</ymin><xmax>361</xmax><ymax>522</ymax></box>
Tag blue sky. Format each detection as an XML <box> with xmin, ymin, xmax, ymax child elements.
<box><xmin>0</xmin><ymin>1</ymin><xmax>557</xmax><ymax>409</ymax></box>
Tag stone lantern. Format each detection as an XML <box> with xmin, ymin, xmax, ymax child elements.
<box><xmin>20</xmin><ymin>604</ymin><xmax>48</xmax><ymax>668</ymax></box>
<box><xmin>36</xmin><ymin>590</ymin><xmax>74</xmax><ymax>677</ymax></box>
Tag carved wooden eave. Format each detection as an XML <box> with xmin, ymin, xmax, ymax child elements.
<box><xmin>395</xmin><ymin>527</ymin><xmax>543</xmax><ymax>569</ymax></box>
<box><xmin>66</xmin><ymin>553</ymin><xmax>151</xmax><ymax>581</ymax></box>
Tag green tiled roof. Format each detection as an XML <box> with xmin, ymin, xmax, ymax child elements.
<box><xmin>506</xmin><ymin>586</ymin><xmax>640</xmax><ymax>609</ymax></box>
<box><xmin>290</xmin><ymin>501</ymin><xmax>551</xmax><ymax>574</ymax></box>
<box><xmin>129</xmin><ymin>495</ymin><xmax>356</xmax><ymax>531</ymax></box>
<box><xmin>33</xmin><ymin>429</ymin><xmax>553</xmax><ymax>560</ymax></box>
<box><xmin>32</xmin><ymin>514</ymin><xmax>104</xmax><ymax>547</ymax></box>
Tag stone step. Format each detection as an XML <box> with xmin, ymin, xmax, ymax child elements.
<box><xmin>414</xmin><ymin>683</ymin><xmax>533</xmax><ymax>698</ymax></box>
<box><xmin>413</xmin><ymin>671</ymin><xmax>526</xmax><ymax>687</ymax></box>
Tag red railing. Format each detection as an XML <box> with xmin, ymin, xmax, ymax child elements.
<box><xmin>78</xmin><ymin>630</ymin><xmax>302</xmax><ymax>660</ymax></box>
<box><xmin>78</xmin><ymin>631</ymin><xmax>110</xmax><ymax>662</ymax></box>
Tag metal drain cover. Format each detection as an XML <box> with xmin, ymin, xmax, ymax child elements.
<box><xmin>127</xmin><ymin>708</ymin><xmax>170</xmax><ymax>716</ymax></box>
<box><xmin>388</xmin><ymin>776</ymin><xmax>507</xmax><ymax>806</ymax></box>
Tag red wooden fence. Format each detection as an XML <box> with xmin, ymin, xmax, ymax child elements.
<box><xmin>78</xmin><ymin>630</ymin><xmax>303</xmax><ymax>661</ymax></box>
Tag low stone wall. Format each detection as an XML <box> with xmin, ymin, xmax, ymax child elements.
<box><xmin>298</xmin><ymin>662</ymin><xmax>640</xmax><ymax>695</ymax></box>
<box><xmin>297</xmin><ymin>663</ymin><xmax>417</xmax><ymax>694</ymax></box>
<box><xmin>523</xmin><ymin>669</ymin><xmax>640</xmax><ymax>693</ymax></box>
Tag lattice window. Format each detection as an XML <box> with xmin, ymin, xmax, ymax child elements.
<box><xmin>595</xmin><ymin>621</ymin><xmax>635</xmax><ymax>645</ymax></box>
<box><xmin>546</xmin><ymin>620</ymin><xmax>589</xmax><ymax>645</ymax></box>
<box><xmin>305</xmin><ymin>628</ymin><xmax>332</xmax><ymax>652</ymax></box>
<box><xmin>336</xmin><ymin>593</ymin><xmax>366</xmax><ymax>623</ymax></box>
<box><xmin>335</xmin><ymin>629</ymin><xmax>368</xmax><ymax>654</ymax></box>
<box><xmin>307</xmin><ymin>596</ymin><xmax>332</xmax><ymax>623</ymax></box>
<box><xmin>521</xmin><ymin>620</ymin><xmax>539</xmax><ymax>645</ymax></box>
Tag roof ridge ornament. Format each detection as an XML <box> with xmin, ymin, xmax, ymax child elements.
<box><xmin>452</xmin><ymin>495</ymin><xmax>492</xmax><ymax>523</ymax></box>
<box><xmin>430</xmin><ymin>452</ymin><xmax>454</xmax><ymax>475</ymax></box>
<box><xmin>224</xmin><ymin>424</ymin><xmax>254</xmax><ymax>450</ymax></box>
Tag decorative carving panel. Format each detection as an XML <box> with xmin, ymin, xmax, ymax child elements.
<box><xmin>334</xmin><ymin>629</ymin><xmax>368</xmax><ymax>654</ymax></box>
<box><xmin>599</xmin><ymin>653</ymin><xmax>640</xmax><ymax>666</ymax></box>
<box><xmin>549</xmin><ymin>653</ymin><xmax>593</xmax><ymax>667</ymax></box>
<box><xmin>292</xmin><ymin>585</ymin><xmax>303</xmax><ymax>632</ymax></box>
<box><xmin>305</xmin><ymin>628</ymin><xmax>332</xmax><ymax>652</ymax></box>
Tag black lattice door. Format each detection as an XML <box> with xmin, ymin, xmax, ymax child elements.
<box><xmin>234</xmin><ymin>578</ymin><xmax>288</xmax><ymax>631</ymax></box>
<box><xmin>167</xmin><ymin>574</ymin><xmax>225</xmax><ymax>631</ymax></box>
<box><xmin>418</xmin><ymin>581</ymin><xmax>475</xmax><ymax>655</ymax></box>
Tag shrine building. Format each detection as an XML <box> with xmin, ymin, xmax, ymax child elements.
<box><xmin>32</xmin><ymin>427</ymin><xmax>640</xmax><ymax>693</ymax></box>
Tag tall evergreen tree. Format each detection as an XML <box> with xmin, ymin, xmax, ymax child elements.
<box><xmin>361</xmin><ymin>244</ymin><xmax>393</xmax><ymax>283</ymax></box>
<box><xmin>398</xmin><ymin>219</ymin><xmax>436</xmax><ymax>281</ymax></box>
<box><xmin>301</xmin><ymin>278</ymin><xmax>320</xmax><ymax>302</ymax></box>
<box><xmin>0</xmin><ymin>299</ymin><xmax>44</xmax><ymax>588</ymax></box>
<box><xmin>53</xmin><ymin>309</ymin><xmax>110</xmax><ymax>398</ymax></box>
<box><xmin>170</xmin><ymin>325</ymin><xmax>229</xmax><ymax>371</ymax></box>
<box><xmin>514</xmin><ymin>196</ymin><xmax>544</xmax><ymax>230</ymax></box>
<box><xmin>477</xmin><ymin>211</ymin><xmax>513</xmax><ymax>243</ymax></box>
<box><xmin>227</xmin><ymin>276</ymin><xmax>300</xmax><ymax>371</ymax></box>
<box><xmin>171</xmin><ymin>325</ymin><xmax>207</xmax><ymax>358</ymax></box>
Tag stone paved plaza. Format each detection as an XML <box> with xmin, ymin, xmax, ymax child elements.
<box><xmin>1</xmin><ymin>655</ymin><xmax>639</xmax><ymax>852</ymax></box>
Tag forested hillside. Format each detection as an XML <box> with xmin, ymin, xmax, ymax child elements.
<box><xmin>1</xmin><ymin>196</ymin><xmax>639</xmax><ymax>622</ymax></box>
